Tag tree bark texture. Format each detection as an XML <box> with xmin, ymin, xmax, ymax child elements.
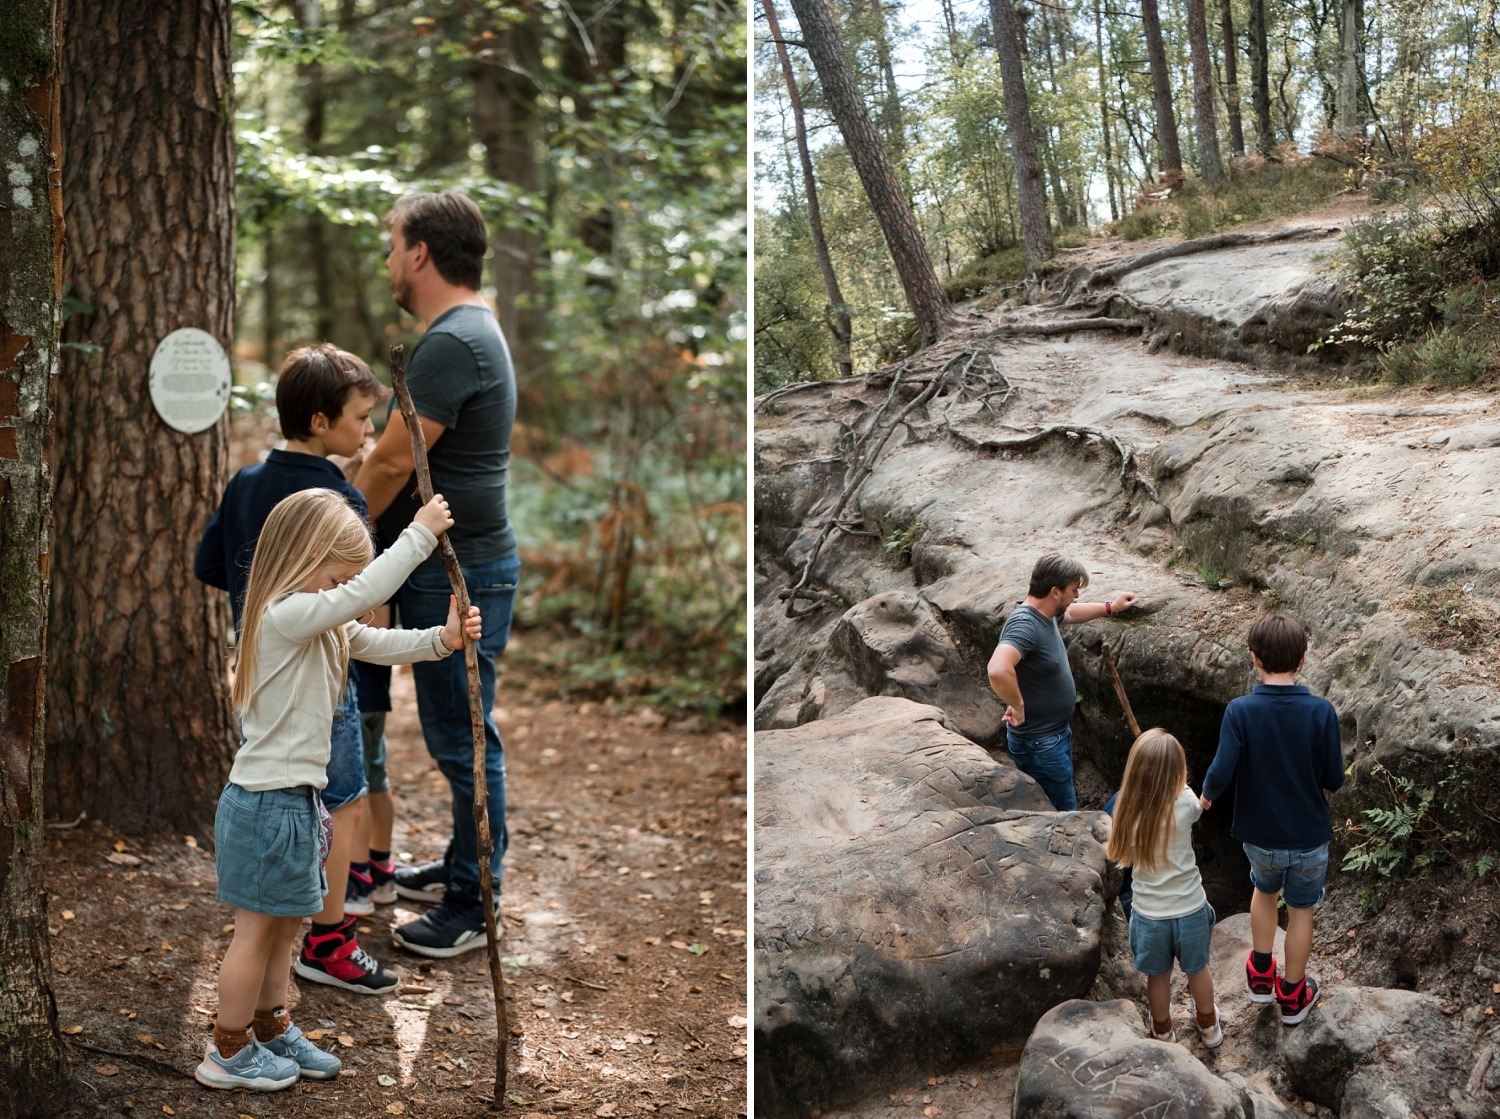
<box><xmin>50</xmin><ymin>0</ymin><xmax>239</xmax><ymax>834</ymax></box>
<box><xmin>1337</xmin><ymin>0</ymin><xmax>1362</xmax><ymax>135</ymax></box>
<box><xmin>0</xmin><ymin>1</ymin><xmax>69</xmax><ymax>1112</ymax></box>
<box><xmin>1094</xmin><ymin>0</ymin><xmax>1119</xmax><ymax>222</ymax></box>
<box><xmin>1219</xmin><ymin>0</ymin><xmax>1246</xmax><ymax>156</ymax></box>
<box><xmin>1140</xmin><ymin>0</ymin><xmax>1183</xmax><ymax>173</ymax></box>
<box><xmin>762</xmin><ymin>0</ymin><xmax>853</xmax><ymax>376</ymax></box>
<box><xmin>787</xmin><ymin>0</ymin><xmax>951</xmax><ymax>345</ymax></box>
<box><xmin>1247</xmin><ymin>0</ymin><xmax>1272</xmax><ymax>154</ymax></box>
<box><xmin>987</xmin><ymin>0</ymin><xmax>1053</xmax><ymax>265</ymax></box>
<box><xmin>1187</xmin><ymin>0</ymin><xmax>1223</xmax><ymax>182</ymax></box>
<box><xmin>474</xmin><ymin>22</ymin><xmax>546</xmax><ymax>413</ymax></box>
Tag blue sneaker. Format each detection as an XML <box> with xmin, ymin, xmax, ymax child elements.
<box><xmin>194</xmin><ymin>1038</ymin><xmax>299</xmax><ymax>1091</ymax></box>
<box><xmin>261</xmin><ymin>1021</ymin><xmax>341</xmax><ymax>1080</ymax></box>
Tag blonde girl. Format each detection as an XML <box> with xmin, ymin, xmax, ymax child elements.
<box><xmin>1107</xmin><ymin>728</ymin><xmax>1222</xmax><ymax>1049</ymax></box>
<box><xmin>197</xmin><ymin>488</ymin><xmax>481</xmax><ymax>1091</ymax></box>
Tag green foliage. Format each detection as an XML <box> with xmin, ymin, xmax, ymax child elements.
<box><xmin>1327</xmin><ymin>214</ymin><xmax>1454</xmax><ymax>350</ymax></box>
<box><xmin>941</xmin><ymin>246</ymin><xmax>1027</xmax><ymax>303</ymax></box>
<box><xmin>1341</xmin><ymin>764</ymin><xmax>1443</xmax><ymax>879</ymax></box>
<box><xmin>1112</xmin><ymin>158</ymin><xmax>1347</xmax><ymax>242</ymax></box>
<box><xmin>882</xmin><ymin>521</ymin><xmax>921</xmax><ymax>568</ymax></box>
<box><xmin>1409</xmin><ymin>582</ymin><xmax>1500</xmax><ymax>650</ymax></box>
<box><xmin>1380</xmin><ymin>326</ymin><xmax>1497</xmax><ymax>386</ymax></box>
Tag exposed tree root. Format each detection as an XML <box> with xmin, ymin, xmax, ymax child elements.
<box><xmin>988</xmin><ymin>316</ymin><xmax>1144</xmax><ymax>337</ymax></box>
<box><xmin>1085</xmin><ymin>225</ymin><xmax>1341</xmax><ymax>287</ymax></box>
<box><xmin>944</xmin><ymin>421</ymin><xmax>1160</xmax><ymax>502</ymax></box>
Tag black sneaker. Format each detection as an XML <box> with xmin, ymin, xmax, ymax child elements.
<box><xmin>393</xmin><ymin>858</ymin><xmax>449</xmax><ymax>902</ymax></box>
<box><xmin>293</xmin><ymin>919</ymin><xmax>399</xmax><ymax>994</ymax></box>
<box><xmin>391</xmin><ymin>894</ymin><xmax>499</xmax><ymax>958</ymax></box>
<box><xmin>1276</xmin><ymin>974</ymin><xmax>1319</xmax><ymax>1027</ymax></box>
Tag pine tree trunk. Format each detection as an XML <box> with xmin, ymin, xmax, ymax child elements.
<box><xmin>788</xmin><ymin>0</ymin><xmax>950</xmax><ymax>345</ymax></box>
<box><xmin>869</xmin><ymin>0</ymin><xmax>911</xmax><ymax>203</ymax></box>
<box><xmin>763</xmin><ymin>0</ymin><xmax>852</xmax><ymax>376</ymax></box>
<box><xmin>1141</xmin><ymin>0</ymin><xmax>1183</xmax><ymax>174</ymax></box>
<box><xmin>1094</xmin><ymin>0</ymin><xmax>1119</xmax><ymax>221</ymax></box>
<box><xmin>0</xmin><ymin>3</ymin><xmax>70</xmax><ymax>1113</ymax></box>
<box><xmin>1248</xmin><ymin>0</ymin><xmax>1273</xmax><ymax>154</ymax></box>
<box><xmin>50</xmin><ymin>0</ymin><xmax>239</xmax><ymax>835</ymax></box>
<box><xmin>1187</xmin><ymin>0</ymin><xmax>1223</xmax><ymax>183</ymax></box>
<box><xmin>988</xmin><ymin>0</ymin><xmax>1053</xmax><ymax>264</ymax></box>
<box><xmin>1337</xmin><ymin>0</ymin><xmax>1362</xmax><ymax>135</ymax></box>
<box><xmin>473</xmin><ymin>22</ymin><xmax>545</xmax><ymax>412</ymax></box>
<box><xmin>1220</xmin><ymin>0</ymin><xmax>1246</xmax><ymax>156</ymax></box>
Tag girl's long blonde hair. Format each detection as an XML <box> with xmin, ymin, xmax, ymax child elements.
<box><xmin>1106</xmin><ymin>728</ymin><xmax>1188</xmax><ymax>873</ymax></box>
<box><xmin>231</xmin><ymin>488</ymin><xmax>374</xmax><ymax>710</ymax></box>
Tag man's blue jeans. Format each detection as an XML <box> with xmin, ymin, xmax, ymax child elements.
<box><xmin>397</xmin><ymin>555</ymin><xmax>520</xmax><ymax>900</ymax></box>
<box><xmin>1006</xmin><ymin>726</ymin><xmax>1077</xmax><ymax>811</ymax></box>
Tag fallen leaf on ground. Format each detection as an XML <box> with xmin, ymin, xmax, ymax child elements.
<box><xmin>727</xmin><ymin>1015</ymin><xmax>747</xmax><ymax>1028</ymax></box>
<box><xmin>106</xmin><ymin>852</ymin><xmax>141</xmax><ymax>866</ymax></box>
<box><xmin>596</xmin><ymin>1105</ymin><xmax>617</xmax><ymax>1118</ymax></box>
<box><xmin>377</xmin><ymin>1074</ymin><xmax>397</xmax><ymax>1087</ymax></box>
<box><xmin>338</xmin><ymin>1034</ymin><xmax>355</xmax><ymax>1047</ymax></box>
<box><xmin>136</xmin><ymin>1035</ymin><xmax>154</xmax><ymax>1045</ymax></box>
<box><xmin>385</xmin><ymin>1104</ymin><xmax>405</xmax><ymax>1115</ymax></box>
<box><xmin>184</xmin><ymin>836</ymin><xmax>197</xmax><ymax>848</ymax></box>
<box><xmin>62</xmin><ymin>1025</ymin><xmax>82</xmax><ymax>1034</ymax></box>
<box><xmin>61</xmin><ymin>910</ymin><xmax>75</xmax><ymax>920</ymax></box>
<box><xmin>304</xmin><ymin>1029</ymin><xmax>326</xmax><ymax>1041</ymax></box>
<box><xmin>95</xmin><ymin>1065</ymin><xmax>118</xmax><ymax>1076</ymax></box>
<box><xmin>163</xmin><ymin>1106</ymin><xmax>175</xmax><ymax>1115</ymax></box>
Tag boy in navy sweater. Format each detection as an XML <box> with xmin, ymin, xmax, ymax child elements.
<box><xmin>1200</xmin><ymin>613</ymin><xmax>1344</xmax><ymax>1027</ymax></box>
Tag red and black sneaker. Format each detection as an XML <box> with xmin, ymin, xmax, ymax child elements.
<box><xmin>1245</xmin><ymin>951</ymin><xmax>1278</xmax><ymax>1004</ymax></box>
<box><xmin>293</xmin><ymin>918</ymin><xmax>398</xmax><ymax>995</ymax></box>
<box><xmin>369</xmin><ymin>856</ymin><xmax>397</xmax><ymax>905</ymax></box>
<box><xmin>1275</xmin><ymin>974</ymin><xmax>1319</xmax><ymax>1027</ymax></box>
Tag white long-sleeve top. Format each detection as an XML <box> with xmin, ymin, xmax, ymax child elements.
<box><xmin>228</xmin><ymin>522</ymin><xmax>451</xmax><ymax>792</ymax></box>
<box><xmin>1129</xmin><ymin>787</ymin><xmax>1209</xmax><ymax>920</ymax></box>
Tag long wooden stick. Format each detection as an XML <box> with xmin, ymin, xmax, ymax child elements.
<box><xmin>389</xmin><ymin>345</ymin><xmax>510</xmax><ymax>1108</ymax></box>
<box><xmin>1100</xmin><ymin>642</ymin><xmax>1142</xmax><ymax>740</ymax></box>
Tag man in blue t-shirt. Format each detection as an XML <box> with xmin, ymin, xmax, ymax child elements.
<box><xmin>986</xmin><ymin>553</ymin><xmax>1138</xmax><ymax>810</ymax></box>
<box><xmin>356</xmin><ymin>191</ymin><xmax>520</xmax><ymax>959</ymax></box>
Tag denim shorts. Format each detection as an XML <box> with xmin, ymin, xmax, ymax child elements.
<box><xmin>322</xmin><ymin>676</ymin><xmax>368</xmax><ymax>811</ymax></box>
<box><xmin>1130</xmin><ymin>901</ymin><xmax>1216</xmax><ymax>976</ymax></box>
<box><xmin>360</xmin><ymin>711</ymin><xmax>390</xmax><ymax>795</ymax></box>
<box><xmin>214</xmin><ymin>783</ymin><xmax>327</xmax><ymax>917</ymax></box>
<box><xmin>1006</xmin><ymin>727</ymin><xmax>1077</xmax><ymax>811</ymax></box>
<box><xmin>1243</xmin><ymin>841</ymin><xmax>1329</xmax><ymax>909</ymax></box>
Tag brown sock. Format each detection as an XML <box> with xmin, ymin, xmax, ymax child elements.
<box><xmin>1196</xmin><ymin>1007</ymin><xmax>1218</xmax><ymax>1028</ymax></box>
<box><xmin>213</xmin><ymin>1022</ymin><xmax>254</xmax><ymax>1059</ymax></box>
<box><xmin>1152</xmin><ymin>1017</ymin><xmax>1172</xmax><ymax>1035</ymax></box>
<box><xmin>252</xmin><ymin>1005</ymin><xmax>291</xmax><ymax>1043</ymax></box>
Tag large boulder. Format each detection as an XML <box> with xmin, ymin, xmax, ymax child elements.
<box><xmin>754</xmin><ymin>697</ymin><xmax>1109</xmax><ymax>1116</ymax></box>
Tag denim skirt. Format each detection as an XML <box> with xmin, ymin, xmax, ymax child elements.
<box><xmin>214</xmin><ymin>782</ymin><xmax>327</xmax><ymax>917</ymax></box>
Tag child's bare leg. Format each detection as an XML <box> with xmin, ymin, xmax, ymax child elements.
<box><xmin>313</xmin><ymin>798</ymin><xmax>366</xmax><ymax>924</ymax></box>
<box><xmin>254</xmin><ymin>916</ymin><xmax>302</xmax><ymax>1015</ymax></box>
<box><xmin>216</xmin><ymin>910</ymin><xmax>286</xmax><ymax>1044</ymax></box>
<box><xmin>1186</xmin><ymin>967</ymin><xmax>1216</xmax><ymax>1018</ymax></box>
<box><xmin>1250</xmin><ymin>886</ymin><xmax>1280</xmax><ymax>956</ymax></box>
<box><xmin>1282</xmin><ymin>905</ymin><xmax>1315</xmax><ymax>984</ymax></box>
<box><xmin>367</xmin><ymin>789</ymin><xmax>394</xmax><ymax>853</ymax></box>
<box><xmin>1145</xmin><ymin>972</ymin><xmax>1173</xmax><ymax>1033</ymax></box>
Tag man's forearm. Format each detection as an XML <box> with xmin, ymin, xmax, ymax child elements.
<box><xmin>354</xmin><ymin>445</ymin><xmax>412</xmax><ymax>521</ymax></box>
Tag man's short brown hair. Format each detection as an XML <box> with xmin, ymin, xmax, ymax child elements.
<box><xmin>276</xmin><ymin>344</ymin><xmax>383</xmax><ymax>441</ymax></box>
<box><xmin>386</xmin><ymin>191</ymin><xmax>488</xmax><ymax>290</ymax></box>
<box><xmin>1028</xmin><ymin>554</ymin><xmax>1090</xmax><ymax>598</ymax></box>
<box><xmin>1248</xmin><ymin>613</ymin><xmax>1307</xmax><ymax>674</ymax></box>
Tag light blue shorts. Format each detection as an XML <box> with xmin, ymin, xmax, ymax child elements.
<box><xmin>214</xmin><ymin>783</ymin><xmax>327</xmax><ymax>917</ymax></box>
<box><xmin>1243</xmin><ymin>841</ymin><xmax>1330</xmax><ymax>909</ymax></box>
<box><xmin>322</xmin><ymin>676</ymin><xmax>368</xmax><ymax>811</ymax></box>
<box><xmin>1130</xmin><ymin>901</ymin><xmax>1216</xmax><ymax>976</ymax></box>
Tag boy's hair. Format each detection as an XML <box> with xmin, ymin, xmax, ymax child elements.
<box><xmin>1028</xmin><ymin>553</ymin><xmax>1090</xmax><ymax>598</ymax></box>
<box><xmin>231</xmin><ymin>489</ymin><xmax>374</xmax><ymax>710</ymax></box>
<box><xmin>276</xmin><ymin>344</ymin><xmax>383</xmax><ymax>441</ymax></box>
<box><xmin>1106</xmin><ymin>728</ymin><xmax>1187</xmax><ymax>873</ymax></box>
<box><xmin>385</xmin><ymin>191</ymin><xmax>487</xmax><ymax>290</ymax></box>
<box><xmin>1248</xmin><ymin>613</ymin><xmax>1307</xmax><ymax>674</ymax></box>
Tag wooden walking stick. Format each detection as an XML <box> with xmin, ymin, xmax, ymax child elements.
<box><xmin>389</xmin><ymin>345</ymin><xmax>511</xmax><ymax>1108</ymax></box>
<box><xmin>1100</xmin><ymin>642</ymin><xmax>1142</xmax><ymax>740</ymax></box>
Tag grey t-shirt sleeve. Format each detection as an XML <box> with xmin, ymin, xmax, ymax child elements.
<box><xmin>407</xmin><ymin>332</ymin><xmax>477</xmax><ymax>429</ymax></box>
<box><xmin>999</xmin><ymin>607</ymin><xmax>1042</xmax><ymax>655</ymax></box>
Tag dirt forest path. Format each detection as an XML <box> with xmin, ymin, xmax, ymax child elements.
<box><xmin>45</xmin><ymin>644</ymin><xmax>748</xmax><ymax>1118</ymax></box>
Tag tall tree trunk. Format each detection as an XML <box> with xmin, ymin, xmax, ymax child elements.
<box><xmin>763</xmin><ymin>0</ymin><xmax>853</xmax><ymax>376</ymax></box>
<box><xmin>1337</xmin><ymin>0</ymin><xmax>1362</xmax><ymax>135</ymax></box>
<box><xmin>562</xmin><ymin>0</ymin><xmax>628</xmax><ymax>291</ymax></box>
<box><xmin>297</xmin><ymin>0</ymin><xmax>336</xmax><ymax>340</ymax></box>
<box><xmin>869</xmin><ymin>0</ymin><xmax>911</xmax><ymax>202</ymax></box>
<box><xmin>0</xmin><ymin>5</ymin><xmax>69</xmax><ymax>1113</ymax></box>
<box><xmin>787</xmin><ymin>0</ymin><xmax>951</xmax><ymax>346</ymax></box>
<box><xmin>51</xmin><ymin>0</ymin><xmax>239</xmax><ymax>834</ymax></box>
<box><xmin>1220</xmin><ymin>0</ymin><xmax>1246</xmax><ymax>155</ymax></box>
<box><xmin>473</xmin><ymin>21</ymin><xmax>546</xmax><ymax>414</ymax></box>
<box><xmin>988</xmin><ymin>0</ymin><xmax>1053</xmax><ymax>265</ymax></box>
<box><xmin>1187</xmin><ymin>0</ymin><xmax>1224</xmax><ymax>182</ymax></box>
<box><xmin>1141</xmin><ymin>0</ymin><xmax>1183</xmax><ymax>174</ymax></box>
<box><xmin>1248</xmin><ymin>0</ymin><xmax>1273</xmax><ymax>153</ymax></box>
<box><xmin>1095</xmin><ymin>0</ymin><xmax>1119</xmax><ymax>221</ymax></box>
<box><xmin>261</xmin><ymin>227</ymin><xmax>279</xmax><ymax>367</ymax></box>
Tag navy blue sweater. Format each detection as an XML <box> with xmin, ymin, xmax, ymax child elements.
<box><xmin>1202</xmin><ymin>683</ymin><xmax>1345</xmax><ymax>849</ymax></box>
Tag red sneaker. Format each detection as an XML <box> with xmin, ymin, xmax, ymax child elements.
<box><xmin>293</xmin><ymin>919</ymin><xmax>398</xmax><ymax>995</ymax></box>
<box><xmin>1245</xmin><ymin>951</ymin><xmax>1277</xmax><ymax>1004</ymax></box>
<box><xmin>1275</xmin><ymin>974</ymin><xmax>1319</xmax><ymax>1026</ymax></box>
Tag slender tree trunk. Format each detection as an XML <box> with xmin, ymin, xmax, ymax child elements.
<box><xmin>297</xmin><ymin>0</ymin><xmax>336</xmax><ymax>340</ymax></box>
<box><xmin>1141</xmin><ymin>0</ymin><xmax>1183</xmax><ymax>174</ymax></box>
<box><xmin>869</xmin><ymin>0</ymin><xmax>911</xmax><ymax>202</ymax></box>
<box><xmin>788</xmin><ymin>0</ymin><xmax>950</xmax><ymax>345</ymax></box>
<box><xmin>1187</xmin><ymin>0</ymin><xmax>1224</xmax><ymax>182</ymax></box>
<box><xmin>1248</xmin><ymin>0</ymin><xmax>1273</xmax><ymax>154</ymax></box>
<box><xmin>763</xmin><ymin>0</ymin><xmax>852</xmax><ymax>376</ymax></box>
<box><xmin>473</xmin><ymin>21</ymin><xmax>545</xmax><ymax>411</ymax></box>
<box><xmin>1337</xmin><ymin>0</ymin><xmax>1362</xmax><ymax>135</ymax></box>
<box><xmin>261</xmin><ymin>227</ymin><xmax>279</xmax><ymax>366</ymax></box>
<box><xmin>1220</xmin><ymin>0</ymin><xmax>1246</xmax><ymax>155</ymax></box>
<box><xmin>1095</xmin><ymin>0</ymin><xmax>1119</xmax><ymax>221</ymax></box>
<box><xmin>51</xmin><ymin>0</ymin><xmax>239</xmax><ymax>834</ymax></box>
<box><xmin>988</xmin><ymin>0</ymin><xmax>1053</xmax><ymax>264</ymax></box>
<box><xmin>0</xmin><ymin>5</ymin><xmax>69</xmax><ymax>1114</ymax></box>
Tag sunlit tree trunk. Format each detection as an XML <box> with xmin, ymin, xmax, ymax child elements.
<box><xmin>988</xmin><ymin>0</ymin><xmax>1053</xmax><ymax>264</ymax></box>
<box><xmin>1220</xmin><ymin>0</ymin><xmax>1246</xmax><ymax>155</ymax></box>
<box><xmin>788</xmin><ymin>0</ymin><xmax>951</xmax><ymax>346</ymax></box>
<box><xmin>0</xmin><ymin>3</ymin><xmax>69</xmax><ymax>1113</ymax></box>
<box><xmin>1337</xmin><ymin>0</ymin><xmax>1363</xmax><ymax>135</ymax></box>
<box><xmin>763</xmin><ymin>0</ymin><xmax>852</xmax><ymax>376</ymax></box>
<box><xmin>1095</xmin><ymin>0</ymin><xmax>1119</xmax><ymax>221</ymax></box>
<box><xmin>51</xmin><ymin>0</ymin><xmax>239</xmax><ymax>834</ymax></box>
<box><xmin>1187</xmin><ymin>0</ymin><xmax>1224</xmax><ymax>182</ymax></box>
<box><xmin>1141</xmin><ymin>0</ymin><xmax>1183</xmax><ymax>174</ymax></box>
<box><xmin>1248</xmin><ymin>0</ymin><xmax>1273</xmax><ymax>154</ymax></box>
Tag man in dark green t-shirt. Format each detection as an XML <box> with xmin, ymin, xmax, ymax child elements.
<box><xmin>356</xmin><ymin>191</ymin><xmax>519</xmax><ymax>958</ymax></box>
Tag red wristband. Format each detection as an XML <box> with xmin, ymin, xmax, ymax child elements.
<box><xmin>1104</xmin><ymin>601</ymin><xmax>1113</xmax><ymax>616</ymax></box>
